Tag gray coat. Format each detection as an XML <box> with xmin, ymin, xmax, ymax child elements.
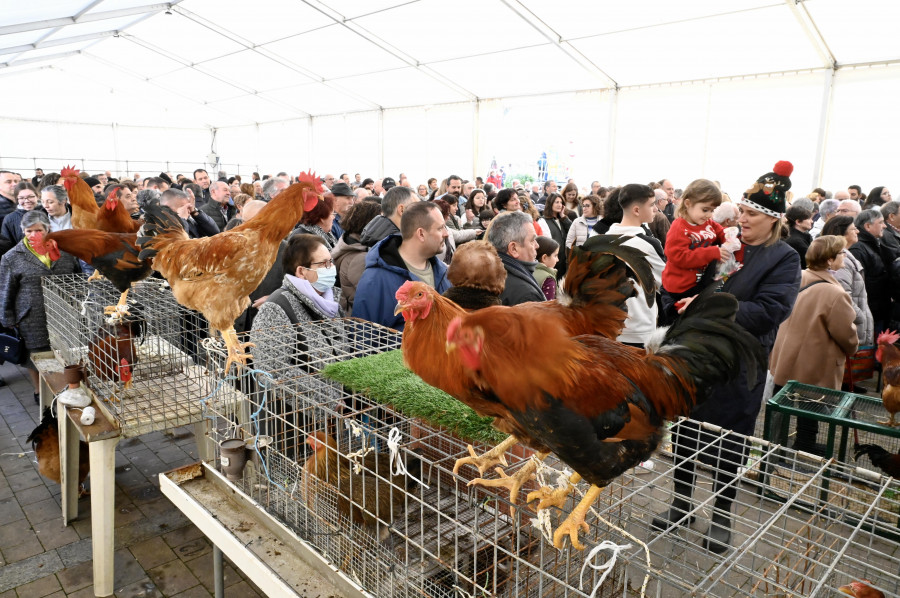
<box><xmin>249</xmin><ymin>278</ymin><xmax>345</xmax><ymax>402</ymax></box>
<box><xmin>331</xmin><ymin>234</ymin><xmax>368</xmax><ymax>316</ymax></box>
<box><xmin>834</xmin><ymin>249</ymin><xmax>875</xmax><ymax>345</ymax></box>
<box><xmin>0</xmin><ymin>242</ymin><xmax>81</xmax><ymax>349</ymax></box>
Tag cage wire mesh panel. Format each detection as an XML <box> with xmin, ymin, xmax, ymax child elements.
<box><xmin>203</xmin><ymin>319</ymin><xmax>630</xmax><ymax>598</ymax></box>
<box><xmin>42</xmin><ymin>273</ymin><xmax>237</xmax><ymax>436</ymax></box>
<box><xmin>605</xmin><ymin>419</ymin><xmax>900</xmax><ymax>598</ymax></box>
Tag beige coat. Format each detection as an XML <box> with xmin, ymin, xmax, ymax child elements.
<box><xmin>770</xmin><ymin>269</ymin><xmax>859</xmax><ymax>389</ymax></box>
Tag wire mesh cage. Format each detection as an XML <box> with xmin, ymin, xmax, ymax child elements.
<box><xmin>607</xmin><ymin>419</ymin><xmax>900</xmax><ymax>597</ymax></box>
<box><xmin>42</xmin><ymin>273</ymin><xmax>235</xmax><ymax>436</ymax></box>
<box><xmin>203</xmin><ymin>318</ymin><xmax>632</xmax><ymax>598</ymax></box>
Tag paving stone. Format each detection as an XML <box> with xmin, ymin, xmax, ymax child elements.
<box><xmin>145</xmin><ymin>560</ymin><xmax>200</xmax><ymax>596</ymax></box>
<box><xmin>129</xmin><ymin>536</ymin><xmax>177</xmax><ymax>571</ymax></box>
<box><xmin>225</xmin><ymin>580</ymin><xmax>264</xmax><ymax>597</ymax></box>
<box><xmin>54</xmin><ymin>560</ymin><xmax>93</xmax><ymax>594</ymax></box>
<box><xmin>0</xmin><ymin>550</ymin><xmax>64</xmax><ymax>593</ymax></box>
<box><xmin>41</xmin><ymin>592</ymin><xmax>65</xmax><ymax>598</ymax></box>
<box><xmin>22</xmin><ymin>498</ymin><xmax>61</xmax><ymax>526</ymax></box>
<box><xmin>124</xmin><ymin>483</ymin><xmax>162</xmax><ymax>505</ymax></box>
<box><xmin>113</xmin><ymin>548</ymin><xmax>149</xmax><ymax>589</ymax></box>
<box><xmin>56</xmin><ymin>538</ymin><xmax>92</xmax><ymax>568</ymax></box>
<box><xmin>114</xmin><ymin>578</ymin><xmax>162</xmax><ymax>598</ymax></box>
<box><xmin>2</xmin><ymin>534</ymin><xmax>45</xmax><ymax>564</ymax></box>
<box><xmin>31</xmin><ymin>518</ymin><xmax>80</xmax><ymax>552</ymax></box>
<box><xmin>0</xmin><ymin>497</ymin><xmax>25</xmax><ymax>526</ymax></box>
<box><xmin>0</xmin><ymin>518</ymin><xmax>35</xmax><ymax>549</ymax></box>
<box><xmin>169</xmin><ymin>585</ymin><xmax>213</xmax><ymax>598</ymax></box>
<box><xmin>155</xmin><ymin>446</ymin><xmax>191</xmax><ymax>466</ymax></box>
<box><xmin>114</xmin><ymin>503</ymin><xmax>145</xmax><ymax>529</ymax></box>
<box><xmin>184</xmin><ymin>553</ymin><xmax>241</xmax><ymax>593</ymax></box>
<box><xmin>14</xmin><ymin>484</ymin><xmax>52</xmax><ymax>506</ymax></box>
<box><xmin>161</xmin><ymin>525</ymin><xmax>204</xmax><ymax>550</ymax></box>
<box><xmin>65</xmin><ymin>586</ymin><xmax>95</xmax><ymax>598</ymax></box>
<box><xmin>172</xmin><ymin>537</ymin><xmax>210</xmax><ymax>561</ymax></box>
<box><xmin>5</xmin><ymin>470</ymin><xmax>42</xmax><ymax>493</ymax></box>
<box><xmin>13</xmin><ymin>573</ymin><xmax>61</xmax><ymax>598</ymax></box>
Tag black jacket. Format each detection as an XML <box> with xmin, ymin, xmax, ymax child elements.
<box><xmin>541</xmin><ymin>216</ymin><xmax>571</xmax><ymax>278</ymax></box>
<box><xmin>0</xmin><ymin>195</ymin><xmax>15</xmax><ymax>228</ymax></box>
<box><xmin>183</xmin><ymin>210</ymin><xmax>219</xmax><ymax>238</ymax></box>
<box><xmin>498</xmin><ymin>252</ymin><xmax>545</xmax><ymax>306</ymax></box>
<box><xmin>198</xmin><ymin>201</ymin><xmax>236</xmax><ymax>232</ymax></box>
<box><xmin>784</xmin><ymin>227</ymin><xmax>812</xmax><ymax>269</ymax></box>
<box><xmin>881</xmin><ymin>224</ymin><xmax>900</xmax><ymax>262</ymax></box>
<box><xmin>849</xmin><ymin>230</ymin><xmax>892</xmax><ymax>323</ymax></box>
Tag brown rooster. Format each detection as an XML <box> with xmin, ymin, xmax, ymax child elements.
<box><xmin>301</xmin><ymin>431</ymin><xmax>422</xmax><ymax>541</ymax></box>
<box><xmin>27</xmin><ymin>407</ymin><xmax>90</xmax><ymax>492</ymax></box>
<box><xmin>30</xmin><ymin>229</ymin><xmax>150</xmax><ymax>317</ymax></box>
<box><xmin>839</xmin><ymin>580</ymin><xmax>885</xmax><ymax>598</ymax></box>
<box><xmin>446</xmin><ymin>275</ymin><xmax>763</xmax><ymax>549</ymax></box>
<box><xmin>60</xmin><ymin>166</ymin><xmax>142</xmax><ymax>233</ymax></box>
<box><xmin>87</xmin><ymin>308</ymin><xmax>145</xmax><ymax>392</ymax></box>
<box><xmin>394</xmin><ymin>235</ymin><xmax>655</xmax><ymax>507</ymax></box>
<box><xmin>137</xmin><ymin>173</ymin><xmax>321</xmax><ymax>372</ymax></box>
<box><xmin>875</xmin><ymin>330</ymin><xmax>900</xmax><ymax>426</ymax></box>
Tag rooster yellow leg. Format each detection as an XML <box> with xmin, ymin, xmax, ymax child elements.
<box><xmin>87</xmin><ymin>270</ymin><xmax>104</xmax><ymax>282</ymax></box>
<box><xmin>526</xmin><ymin>472</ymin><xmax>583</xmax><ymax>511</ymax></box>
<box><xmin>467</xmin><ymin>451</ymin><xmax>549</xmax><ymax>517</ymax></box>
<box><xmin>553</xmin><ymin>484</ymin><xmax>604</xmax><ymax>551</ymax></box>
<box><xmin>877</xmin><ymin>412</ymin><xmax>898</xmax><ymax>427</ymax></box>
<box><xmin>103</xmin><ymin>289</ymin><xmax>131</xmax><ymax>317</ymax></box>
<box><xmin>221</xmin><ymin>327</ymin><xmax>255</xmax><ymax>373</ymax></box>
<box><xmin>452</xmin><ymin>435</ymin><xmax>518</xmax><ymax>476</ymax></box>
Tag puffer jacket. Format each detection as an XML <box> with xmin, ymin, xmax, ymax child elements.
<box><xmin>331</xmin><ymin>233</ymin><xmax>368</xmax><ymax>315</ymax></box>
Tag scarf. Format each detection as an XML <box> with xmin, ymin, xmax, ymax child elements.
<box><xmin>24</xmin><ymin>237</ymin><xmax>52</xmax><ymax>268</ymax></box>
<box><xmin>286</xmin><ymin>274</ymin><xmax>340</xmax><ymax>318</ymax></box>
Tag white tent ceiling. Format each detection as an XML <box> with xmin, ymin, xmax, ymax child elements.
<box><xmin>3</xmin><ymin>0</ymin><xmax>900</xmax><ymax>128</ymax></box>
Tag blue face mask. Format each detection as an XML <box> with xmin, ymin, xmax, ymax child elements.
<box><xmin>311</xmin><ymin>265</ymin><xmax>337</xmax><ymax>292</ymax></box>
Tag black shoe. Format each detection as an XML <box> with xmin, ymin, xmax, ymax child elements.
<box><xmin>703</xmin><ymin>512</ymin><xmax>732</xmax><ymax>554</ymax></box>
<box><xmin>33</xmin><ymin>392</ymin><xmax>39</xmax><ymax>404</ymax></box>
<box><xmin>651</xmin><ymin>498</ymin><xmax>695</xmax><ymax>531</ymax></box>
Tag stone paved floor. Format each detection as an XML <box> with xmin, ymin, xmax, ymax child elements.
<box><xmin>0</xmin><ymin>360</ymin><xmax>268</xmax><ymax>598</ymax></box>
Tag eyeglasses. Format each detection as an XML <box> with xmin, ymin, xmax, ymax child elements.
<box><xmin>18</xmin><ymin>195</ymin><xmax>37</xmax><ymax>201</ymax></box>
<box><xmin>306</xmin><ymin>259</ymin><xmax>334</xmax><ymax>269</ymax></box>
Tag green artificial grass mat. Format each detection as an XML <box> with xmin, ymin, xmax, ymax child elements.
<box><xmin>321</xmin><ymin>349</ymin><xmax>506</xmax><ymax>445</ymax></box>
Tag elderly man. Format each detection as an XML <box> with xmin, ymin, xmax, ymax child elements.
<box><xmin>354</xmin><ymin>187</ymin><xmax>371</xmax><ymax>203</ymax></box>
<box><xmin>659</xmin><ymin>178</ymin><xmax>676</xmax><ymax>222</ymax></box>
<box><xmin>836</xmin><ymin>198</ymin><xmax>862</xmax><ymax>220</ymax></box>
<box><xmin>329</xmin><ymin>182</ymin><xmax>355</xmax><ymax>238</ymax></box>
<box><xmin>810</xmin><ymin>197</ymin><xmax>841</xmax><ymax>238</ymax></box>
<box><xmin>0</xmin><ymin>171</ymin><xmax>19</xmax><ymax>227</ymax></box>
<box><xmin>199</xmin><ymin>180</ymin><xmax>235</xmax><ymax>231</ymax></box>
<box><xmin>354</xmin><ymin>201</ymin><xmax>450</xmax><ymax>330</ymax></box>
<box><xmin>880</xmin><ymin>201</ymin><xmax>900</xmax><ymax>261</ymax></box>
<box><xmin>850</xmin><ymin>209</ymin><xmax>890</xmax><ymax>335</ymax></box>
<box><xmin>648</xmin><ymin>188</ymin><xmax>671</xmax><ymax>247</ymax></box>
<box><xmin>261</xmin><ymin>176</ymin><xmax>288</xmax><ymax>202</ymax></box>
<box><xmin>486</xmin><ymin>211</ymin><xmax>543</xmax><ymax>306</ymax></box>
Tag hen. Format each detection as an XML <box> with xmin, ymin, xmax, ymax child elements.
<box><xmin>60</xmin><ymin>166</ymin><xmax>142</xmax><ymax>233</ymax></box>
<box><xmin>87</xmin><ymin>308</ymin><xmax>145</xmax><ymax>392</ymax></box>
<box><xmin>875</xmin><ymin>330</ymin><xmax>900</xmax><ymax>426</ymax></box>
<box><xmin>395</xmin><ymin>236</ymin><xmax>655</xmax><ymax>505</ymax></box>
<box><xmin>839</xmin><ymin>580</ymin><xmax>885</xmax><ymax>598</ymax></box>
<box><xmin>26</xmin><ymin>407</ymin><xmax>90</xmax><ymax>492</ymax></box>
<box><xmin>854</xmin><ymin>443</ymin><xmax>900</xmax><ymax>478</ymax></box>
<box><xmin>301</xmin><ymin>431</ymin><xmax>422</xmax><ymax>541</ymax></box>
<box><xmin>30</xmin><ymin>229</ymin><xmax>150</xmax><ymax>317</ymax></box>
<box><xmin>137</xmin><ymin>173</ymin><xmax>321</xmax><ymax>372</ymax></box>
<box><xmin>446</xmin><ymin>282</ymin><xmax>763</xmax><ymax>549</ymax></box>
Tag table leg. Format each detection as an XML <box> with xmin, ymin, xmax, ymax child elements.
<box><xmin>213</xmin><ymin>544</ymin><xmax>224</xmax><ymax>598</ymax></box>
<box><xmin>58</xmin><ymin>404</ymin><xmax>80</xmax><ymax>525</ymax></box>
<box><xmin>194</xmin><ymin>420</ymin><xmax>213</xmax><ymax>463</ymax></box>
<box><xmin>90</xmin><ymin>436</ymin><xmax>120</xmax><ymax>597</ymax></box>
<box><xmin>38</xmin><ymin>374</ymin><xmax>53</xmax><ymax>413</ymax></box>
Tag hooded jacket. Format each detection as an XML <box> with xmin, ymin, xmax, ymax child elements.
<box><xmin>353</xmin><ymin>234</ymin><xmax>451</xmax><ymax>331</ymax></box>
<box><xmin>359</xmin><ymin>215</ymin><xmax>400</xmax><ymax>248</ymax></box>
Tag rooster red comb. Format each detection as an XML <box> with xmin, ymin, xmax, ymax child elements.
<box><xmin>297</xmin><ymin>171</ymin><xmax>325</xmax><ymax>194</ymax></box>
<box><xmin>878</xmin><ymin>330</ymin><xmax>900</xmax><ymax>346</ymax></box>
<box><xmin>60</xmin><ymin>165</ymin><xmax>80</xmax><ymax>178</ymax></box>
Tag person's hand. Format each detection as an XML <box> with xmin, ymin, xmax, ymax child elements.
<box><xmin>475</xmin><ymin>229</ymin><xmax>484</xmax><ymax>237</ymax></box>
<box><xmin>175</xmin><ymin>204</ymin><xmax>191</xmax><ymax>219</ymax></box>
<box><xmin>676</xmin><ymin>295</ymin><xmax>698</xmax><ymax>314</ymax></box>
<box><xmin>252</xmin><ymin>295</ymin><xmax>269</xmax><ymax>309</ymax></box>
<box><xmin>719</xmin><ymin>247</ymin><xmax>732</xmax><ymax>262</ymax></box>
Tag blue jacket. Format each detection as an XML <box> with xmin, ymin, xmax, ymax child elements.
<box><xmin>353</xmin><ymin>234</ymin><xmax>451</xmax><ymax>331</ymax></box>
<box><xmin>692</xmin><ymin>240</ymin><xmax>800</xmax><ymax>434</ymax></box>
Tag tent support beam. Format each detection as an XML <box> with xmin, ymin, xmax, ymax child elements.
<box><xmin>811</xmin><ymin>68</ymin><xmax>835</xmax><ymax>189</ymax></box>
<box><xmin>785</xmin><ymin>0</ymin><xmax>836</xmax><ymax>69</ymax></box>
<box><xmin>0</xmin><ymin>29</ymin><xmax>119</xmax><ymax>56</ymax></box>
<box><xmin>0</xmin><ymin>2</ymin><xmax>184</xmax><ymax>36</ymax></box>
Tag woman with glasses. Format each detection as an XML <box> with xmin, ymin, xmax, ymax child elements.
<box><xmin>1</xmin><ymin>182</ymin><xmax>42</xmax><ymax>245</ymax></box>
<box><xmin>294</xmin><ymin>194</ymin><xmax>337</xmax><ymax>250</ymax></box>
<box><xmin>250</xmin><ymin>234</ymin><xmax>345</xmax><ymax>386</ymax></box>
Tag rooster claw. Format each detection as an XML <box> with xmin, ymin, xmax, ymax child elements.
<box><xmin>553</xmin><ymin>514</ymin><xmax>590</xmax><ymax>551</ymax></box>
<box><xmin>526</xmin><ymin>485</ymin><xmax>573</xmax><ymax>512</ymax></box>
<box><xmin>453</xmin><ymin>444</ymin><xmax>508</xmax><ymax>477</ymax></box>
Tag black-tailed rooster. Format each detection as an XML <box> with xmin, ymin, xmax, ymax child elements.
<box><xmin>137</xmin><ymin>173</ymin><xmax>321</xmax><ymax>372</ymax></box>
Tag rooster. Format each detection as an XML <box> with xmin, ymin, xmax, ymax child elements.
<box><xmin>446</xmin><ymin>284</ymin><xmax>763</xmax><ymax>549</ymax></box>
<box><xmin>26</xmin><ymin>407</ymin><xmax>90</xmax><ymax>493</ymax></box>
<box><xmin>395</xmin><ymin>236</ymin><xmax>655</xmax><ymax>508</ymax></box>
<box><xmin>854</xmin><ymin>443</ymin><xmax>900</xmax><ymax>479</ymax></box>
<box><xmin>875</xmin><ymin>329</ymin><xmax>900</xmax><ymax>426</ymax></box>
<box><xmin>87</xmin><ymin>307</ymin><xmax>146</xmax><ymax>392</ymax></box>
<box><xmin>60</xmin><ymin>166</ymin><xmax>142</xmax><ymax>233</ymax></box>
<box><xmin>136</xmin><ymin>173</ymin><xmax>321</xmax><ymax>372</ymax></box>
<box><xmin>30</xmin><ymin>229</ymin><xmax>150</xmax><ymax>317</ymax></box>
<box><xmin>301</xmin><ymin>432</ymin><xmax>422</xmax><ymax>541</ymax></box>
<box><xmin>839</xmin><ymin>580</ymin><xmax>885</xmax><ymax>598</ymax></box>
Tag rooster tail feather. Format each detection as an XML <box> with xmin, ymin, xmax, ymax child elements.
<box><xmin>854</xmin><ymin>443</ymin><xmax>889</xmax><ymax>463</ymax></box>
<box><xmin>136</xmin><ymin>200</ymin><xmax>187</xmax><ymax>260</ymax></box>
<box><xmin>564</xmin><ymin>235</ymin><xmax>657</xmax><ymax>310</ymax></box>
<box><xmin>654</xmin><ymin>284</ymin><xmax>765</xmax><ymax>405</ymax></box>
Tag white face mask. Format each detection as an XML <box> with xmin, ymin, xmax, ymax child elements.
<box><xmin>310</xmin><ymin>265</ymin><xmax>337</xmax><ymax>292</ymax></box>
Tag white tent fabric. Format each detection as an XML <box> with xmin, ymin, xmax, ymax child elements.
<box><xmin>2</xmin><ymin>0</ymin><xmax>900</xmax><ymax>196</ymax></box>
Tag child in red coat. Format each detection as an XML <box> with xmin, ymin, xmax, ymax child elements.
<box><xmin>662</xmin><ymin>179</ymin><xmax>730</xmax><ymax>317</ymax></box>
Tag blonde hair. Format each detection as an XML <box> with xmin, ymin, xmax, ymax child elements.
<box><xmin>806</xmin><ymin>235</ymin><xmax>846</xmax><ymax>270</ymax></box>
<box><xmin>676</xmin><ymin>178</ymin><xmax>722</xmax><ymax>220</ymax></box>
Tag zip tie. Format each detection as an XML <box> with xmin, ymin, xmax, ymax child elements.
<box><xmin>387</xmin><ymin>427</ymin><xmax>429</xmax><ymax>489</ymax></box>
<box><xmin>579</xmin><ymin>540</ymin><xmax>632</xmax><ymax>598</ymax></box>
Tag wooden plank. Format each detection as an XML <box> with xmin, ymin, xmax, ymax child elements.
<box><xmin>89</xmin><ymin>436</ymin><xmax>120</xmax><ymax>597</ymax></box>
<box><xmin>58</xmin><ymin>404</ymin><xmax>81</xmax><ymax>525</ymax></box>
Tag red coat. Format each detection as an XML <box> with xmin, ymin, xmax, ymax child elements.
<box><xmin>662</xmin><ymin>217</ymin><xmax>726</xmax><ymax>293</ymax></box>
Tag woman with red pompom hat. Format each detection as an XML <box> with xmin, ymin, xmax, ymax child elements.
<box><xmin>651</xmin><ymin>161</ymin><xmax>802</xmax><ymax>555</ymax></box>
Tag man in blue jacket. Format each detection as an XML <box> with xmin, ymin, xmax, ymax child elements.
<box><xmin>354</xmin><ymin>199</ymin><xmax>451</xmax><ymax>331</ymax></box>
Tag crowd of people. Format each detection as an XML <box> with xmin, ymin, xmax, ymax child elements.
<box><xmin>0</xmin><ymin>162</ymin><xmax>894</xmax><ymax>552</ymax></box>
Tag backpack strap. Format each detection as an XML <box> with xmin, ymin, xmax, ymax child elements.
<box><xmin>798</xmin><ymin>280</ymin><xmax>828</xmax><ymax>293</ymax></box>
<box><xmin>267</xmin><ymin>288</ymin><xmax>299</xmax><ymax>325</ymax></box>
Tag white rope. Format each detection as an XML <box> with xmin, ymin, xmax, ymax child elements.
<box><xmin>344</xmin><ymin>419</ymin><xmax>364</xmax><ymax>438</ymax></box>
<box><xmin>345</xmin><ymin>445</ymin><xmax>374</xmax><ymax>475</ymax></box>
<box><xmin>530</xmin><ymin>508</ymin><xmax>555</xmax><ymax>545</ymax></box>
<box><xmin>387</xmin><ymin>427</ymin><xmax>429</xmax><ymax>489</ymax></box>
<box><xmin>579</xmin><ymin>540</ymin><xmax>632</xmax><ymax>598</ymax></box>
<box><xmin>589</xmin><ymin>506</ymin><xmax>650</xmax><ymax>598</ymax></box>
